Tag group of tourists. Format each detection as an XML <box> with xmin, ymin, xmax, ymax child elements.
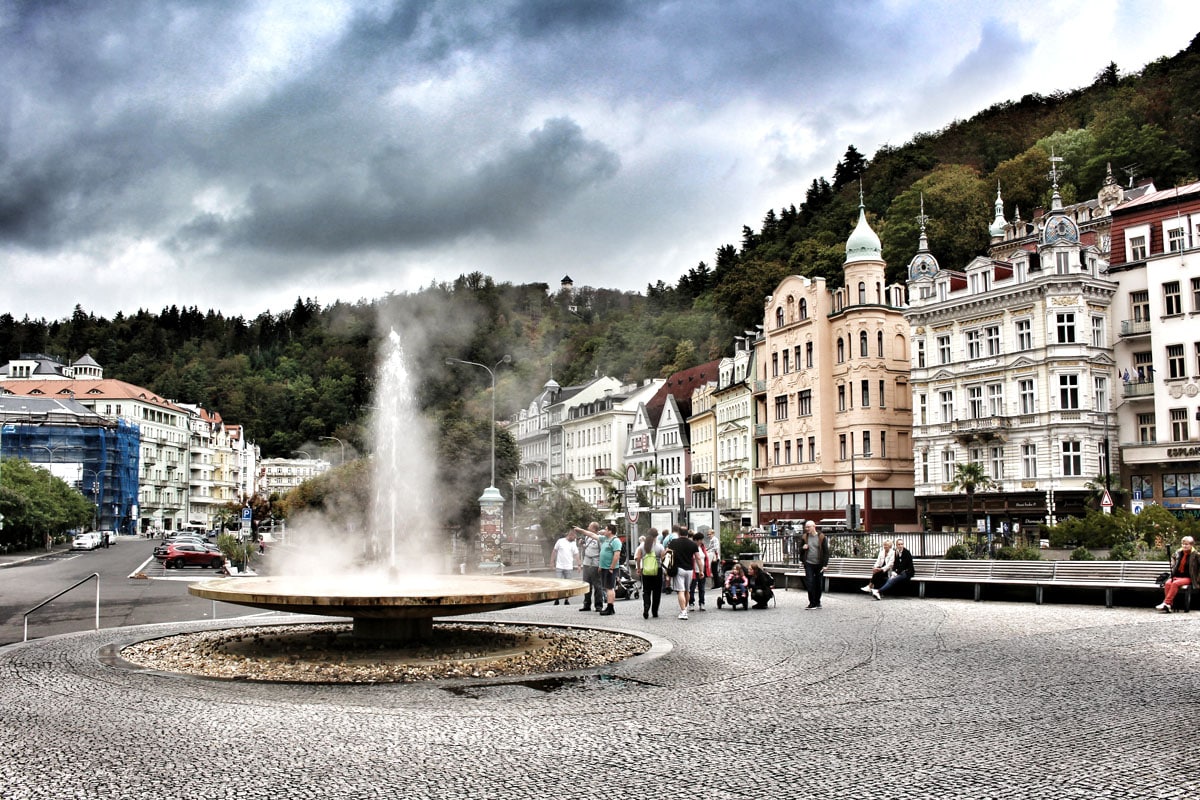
<box><xmin>550</xmin><ymin>521</ymin><xmax>781</xmax><ymax>620</ymax></box>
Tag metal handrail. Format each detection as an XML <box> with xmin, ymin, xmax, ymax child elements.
<box><xmin>23</xmin><ymin>572</ymin><xmax>100</xmax><ymax>642</ymax></box>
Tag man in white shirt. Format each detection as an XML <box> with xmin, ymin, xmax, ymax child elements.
<box><xmin>550</xmin><ymin>529</ymin><xmax>580</xmax><ymax>605</ymax></box>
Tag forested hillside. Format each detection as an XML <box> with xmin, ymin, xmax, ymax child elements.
<box><xmin>2</xmin><ymin>34</ymin><xmax>1199</xmax><ymax>518</ymax></box>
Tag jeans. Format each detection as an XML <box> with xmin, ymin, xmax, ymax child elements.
<box><xmin>555</xmin><ymin>568</ymin><xmax>573</xmax><ymax>580</ymax></box>
<box><xmin>803</xmin><ymin>561</ymin><xmax>824</xmax><ymax>607</ymax></box>
<box><xmin>878</xmin><ymin>571</ymin><xmax>912</xmax><ymax>595</ymax></box>
<box><xmin>689</xmin><ymin>574</ymin><xmax>706</xmax><ymax>607</ymax></box>
<box><xmin>581</xmin><ymin>564</ymin><xmax>603</xmax><ymax>609</ymax></box>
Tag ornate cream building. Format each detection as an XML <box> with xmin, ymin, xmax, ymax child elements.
<box><xmin>753</xmin><ymin>200</ymin><xmax>915</xmax><ymax>532</ymax></box>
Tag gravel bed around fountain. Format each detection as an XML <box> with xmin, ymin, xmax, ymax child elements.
<box><xmin>120</xmin><ymin>621</ymin><xmax>650</xmax><ymax>683</ymax></box>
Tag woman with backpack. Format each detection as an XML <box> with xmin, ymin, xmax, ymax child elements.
<box><xmin>634</xmin><ymin>529</ymin><xmax>666</xmax><ymax>619</ymax></box>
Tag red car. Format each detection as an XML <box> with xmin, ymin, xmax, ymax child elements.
<box><xmin>156</xmin><ymin>542</ymin><xmax>225</xmax><ymax>570</ymax></box>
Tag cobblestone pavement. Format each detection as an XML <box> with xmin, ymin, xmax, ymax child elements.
<box><xmin>1</xmin><ymin>590</ymin><xmax>1198</xmax><ymax>799</ymax></box>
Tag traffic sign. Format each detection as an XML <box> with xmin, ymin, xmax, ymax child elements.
<box><xmin>1100</xmin><ymin>490</ymin><xmax>1113</xmax><ymax>508</ymax></box>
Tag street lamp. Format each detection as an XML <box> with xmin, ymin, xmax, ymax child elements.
<box><xmin>320</xmin><ymin>436</ymin><xmax>346</xmax><ymax>465</ymax></box>
<box><xmin>444</xmin><ymin>355</ymin><xmax>512</xmax><ymax>491</ymax></box>
<box><xmin>293</xmin><ymin>450</ymin><xmax>311</xmax><ymax>460</ymax></box>
<box><xmin>30</xmin><ymin>444</ymin><xmax>74</xmax><ymax>482</ymax></box>
<box><xmin>80</xmin><ymin>468</ymin><xmax>101</xmax><ymax>530</ymax></box>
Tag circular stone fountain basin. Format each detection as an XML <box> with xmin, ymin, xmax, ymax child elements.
<box><xmin>190</xmin><ymin>574</ymin><xmax>589</xmax><ymax>641</ymax></box>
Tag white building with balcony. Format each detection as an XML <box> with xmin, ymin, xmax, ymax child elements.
<box><xmin>906</xmin><ymin>173</ymin><xmax>1120</xmax><ymax>534</ymax></box>
<box><xmin>562</xmin><ymin>379</ymin><xmax>663</xmax><ymax>510</ymax></box>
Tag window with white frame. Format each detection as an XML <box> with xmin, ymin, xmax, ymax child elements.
<box><xmin>1127</xmin><ymin>227</ymin><xmax>1149</xmax><ymax>261</ymax></box>
<box><xmin>1167</xmin><ymin>225</ymin><xmax>1186</xmax><ymax>252</ymax></box>
<box><xmin>920</xmin><ymin>451</ymin><xmax>929</xmax><ymax>483</ymax></box>
<box><xmin>1056</xmin><ymin>313</ymin><xmax>1076</xmax><ymax>344</ymax></box>
<box><xmin>968</xmin><ymin>385</ymin><xmax>984</xmax><ymax>419</ymax></box>
<box><xmin>937</xmin><ymin>334</ymin><xmax>951</xmax><ymax>364</ymax></box>
<box><xmin>1094</xmin><ymin>376</ymin><xmax>1108</xmax><ymax>413</ymax></box>
<box><xmin>942</xmin><ymin>449</ymin><xmax>955</xmax><ymax>483</ymax></box>
<box><xmin>1059</xmin><ymin>374</ymin><xmax>1079</xmax><ymax>409</ymax></box>
<box><xmin>1165</xmin><ymin>281</ymin><xmax>1183</xmax><ymax>316</ymax></box>
<box><xmin>1091</xmin><ymin>316</ymin><xmax>1104</xmax><ymax>347</ymax></box>
<box><xmin>1138</xmin><ymin>412</ymin><xmax>1156</xmax><ymax>443</ymax></box>
<box><xmin>940</xmin><ymin>390</ymin><xmax>954</xmax><ymax>423</ymax></box>
<box><xmin>1061</xmin><ymin>440</ymin><xmax>1082</xmax><ymax>476</ymax></box>
<box><xmin>1131</xmin><ymin>290</ymin><xmax>1150</xmax><ymax>322</ymax></box>
<box><xmin>916</xmin><ymin>338</ymin><xmax>925</xmax><ymax>368</ymax></box>
<box><xmin>1171</xmin><ymin>408</ymin><xmax>1189</xmax><ymax>442</ymax></box>
<box><xmin>1021</xmin><ymin>444</ymin><xmax>1037</xmax><ymax>479</ymax></box>
<box><xmin>988</xmin><ymin>383</ymin><xmax>1004</xmax><ymax>416</ymax></box>
<box><xmin>1168</xmin><ymin>343</ymin><xmax>1186</xmax><ymax>379</ymax></box>
<box><xmin>838</xmin><ymin>384</ymin><xmax>846</xmax><ymax>412</ymax></box>
<box><xmin>1016</xmin><ymin>318</ymin><xmax>1032</xmax><ymax>351</ymax></box>
<box><xmin>985</xmin><ymin>325</ymin><xmax>1001</xmax><ymax>356</ymax></box>
<box><xmin>1019</xmin><ymin>379</ymin><xmax>1036</xmax><ymax>414</ymax></box>
<box><xmin>918</xmin><ymin>393</ymin><xmax>928</xmax><ymax>425</ymax></box>
<box><xmin>862</xmin><ymin>431</ymin><xmax>872</xmax><ymax>457</ymax></box>
<box><xmin>1193</xmin><ymin>278</ymin><xmax>1200</xmax><ymax>312</ymax></box>
<box><xmin>1055</xmin><ymin>251</ymin><xmax>1071</xmax><ymax>274</ymax></box>
<box><xmin>990</xmin><ymin>446</ymin><xmax>1004</xmax><ymax>480</ymax></box>
<box><xmin>966</xmin><ymin>329</ymin><xmax>982</xmax><ymax>359</ymax></box>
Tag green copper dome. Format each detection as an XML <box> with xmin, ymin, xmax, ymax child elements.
<box><xmin>845</xmin><ymin>203</ymin><xmax>882</xmax><ymax>263</ymax></box>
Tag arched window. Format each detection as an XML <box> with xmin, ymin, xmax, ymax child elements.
<box><xmin>858</xmin><ymin>282</ymin><xmax>866</xmax><ymax>304</ymax></box>
<box><xmin>786</xmin><ymin>295</ymin><xmax>794</xmax><ymax>322</ymax></box>
<box><xmin>775</xmin><ymin>307</ymin><xmax>784</xmax><ymax>328</ymax></box>
<box><xmin>799</xmin><ymin>298</ymin><xmax>808</xmax><ymax>319</ymax></box>
<box><xmin>860</xmin><ymin>330</ymin><xmax>869</xmax><ymax>357</ymax></box>
<box><xmin>837</xmin><ymin>338</ymin><xmax>845</xmax><ymax>363</ymax></box>
<box><xmin>877</xmin><ymin>331</ymin><xmax>884</xmax><ymax>358</ymax></box>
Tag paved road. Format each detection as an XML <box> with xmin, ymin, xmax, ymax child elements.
<box><xmin>1</xmin><ymin>583</ymin><xmax>1197</xmax><ymax>799</ymax></box>
<box><xmin>0</xmin><ymin>537</ymin><xmax>254</xmax><ymax>646</ymax></box>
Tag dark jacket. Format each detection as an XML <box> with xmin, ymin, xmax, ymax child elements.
<box><xmin>893</xmin><ymin>547</ymin><xmax>915</xmax><ymax>578</ymax></box>
<box><xmin>1171</xmin><ymin>547</ymin><xmax>1200</xmax><ymax>584</ymax></box>
<box><xmin>803</xmin><ymin>532</ymin><xmax>831</xmax><ymax>568</ymax></box>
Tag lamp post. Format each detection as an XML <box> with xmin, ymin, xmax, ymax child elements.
<box><xmin>320</xmin><ymin>436</ymin><xmax>346</xmax><ymax>465</ymax></box>
<box><xmin>849</xmin><ymin>440</ymin><xmax>861</xmax><ymax>532</ymax></box>
<box><xmin>446</xmin><ymin>354</ymin><xmax>512</xmax><ymax>571</ymax></box>
<box><xmin>31</xmin><ymin>444</ymin><xmax>74</xmax><ymax>483</ymax></box>
<box><xmin>445</xmin><ymin>355</ymin><xmax>512</xmax><ymax>492</ymax></box>
<box><xmin>80</xmin><ymin>468</ymin><xmax>101</xmax><ymax>531</ymax></box>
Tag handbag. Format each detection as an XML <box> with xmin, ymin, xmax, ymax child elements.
<box><xmin>1155</xmin><ymin>571</ymin><xmax>1171</xmax><ymax>586</ymax></box>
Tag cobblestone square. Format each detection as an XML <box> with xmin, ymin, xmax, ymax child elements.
<box><xmin>1</xmin><ymin>591</ymin><xmax>1196</xmax><ymax>799</ymax></box>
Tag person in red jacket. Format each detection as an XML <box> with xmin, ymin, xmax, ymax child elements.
<box><xmin>1158</xmin><ymin>536</ymin><xmax>1200</xmax><ymax>613</ymax></box>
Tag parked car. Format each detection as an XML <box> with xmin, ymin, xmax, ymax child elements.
<box><xmin>153</xmin><ymin>537</ymin><xmax>218</xmax><ymax>560</ymax></box>
<box><xmin>71</xmin><ymin>532</ymin><xmax>101</xmax><ymax>551</ymax></box>
<box><xmin>155</xmin><ymin>542</ymin><xmax>226</xmax><ymax>570</ymax></box>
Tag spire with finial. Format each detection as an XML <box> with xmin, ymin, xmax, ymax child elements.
<box><xmin>916</xmin><ymin>193</ymin><xmax>930</xmax><ymax>252</ymax></box>
<box><xmin>1048</xmin><ymin>149</ymin><xmax>1064</xmax><ymax>210</ymax></box>
<box><xmin>845</xmin><ymin>179</ymin><xmax>882</xmax><ymax>264</ymax></box>
<box><xmin>989</xmin><ymin>182</ymin><xmax>1007</xmax><ymax>239</ymax></box>
<box><xmin>906</xmin><ymin>193</ymin><xmax>939</xmax><ymax>282</ymax></box>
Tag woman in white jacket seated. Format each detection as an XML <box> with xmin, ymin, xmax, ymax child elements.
<box><xmin>861</xmin><ymin>539</ymin><xmax>894</xmax><ymax>594</ymax></box>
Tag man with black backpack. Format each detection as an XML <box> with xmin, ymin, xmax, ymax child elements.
<box><xmin>634</xmin><ymin>530</ymin><xmax>665</xmax><ymax>619</ymax></box>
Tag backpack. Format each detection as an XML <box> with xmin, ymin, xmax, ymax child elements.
<box><xmin>662</xmin><ymin>548</ymin><xmax>677</xmax><ymax>578</ymax></box>
<box><xmin>641</xmin><ymin>549</ymin><xmax>659</xmax><ymax>577</ymax></box>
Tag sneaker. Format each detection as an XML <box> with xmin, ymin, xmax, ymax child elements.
<box><xmin>805</xmin><ymin>604</ymin><xmax>817</xmax><ymax>610</ymax></box>
<box><xmin>643</xmin><ymin>609</ymin><xmax>649</xmax><ymax>619</ymax></box>
<box><xmin>677</xmin><ymin>611</ymin><xmax>688</xmax><ymax>620</ymax></box>
<box><xmin>553</xmin><ymin>600</ymin><xmax>560</xmax><ymax>605</ymax></box>
<box><xmin>871</xmin><ymin>589</ymin><xmax>881</xmax><ymax>600</ymax></box>
<box><xmin>1162</xmin><ymin>605</ymin><xmax>1173</xmax><ymax>613</ymax></box>
<box><xmin>688</xmin><ymin>603</ymin><xmax>696</xmax><ymax>610</ymax></box>
<box><xmin>578</xmin><ymin>606</ymin><xmax>591</xmax><ymax>612</ymax></box>
<box><xmin>1156</xmin><ymin>602</ymin><xmax>1167</xmax><ymax>610</ymax></box>
<box><xmin>563</xmin><ymin>599</ymin><xmax>569</xmax><ymax>605</ymax></box>
<box><xmin>698</xmin><ymin>605</ymin><xmax>705</xmax><ymax>612</ymax></box>
<box><xmin>860</xmin><ymin>585</ymin><xmax>873</xmax><ymax>593</ymax></box>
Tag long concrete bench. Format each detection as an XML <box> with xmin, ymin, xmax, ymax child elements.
<box><xmin>816</xmin><ymin>557</ymin><xmax>1181</xmax><ymax>609</ymax></box>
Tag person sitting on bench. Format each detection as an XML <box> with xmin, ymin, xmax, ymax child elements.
<box><xmin>1158</xmin><ymin>536</ymin><xmax>1199</xmax><ymax>613</ymax></box>
<box><xmin>872</xmin><ymin>539</ymin><xmax>914</xmax><ymax>599</ymax></box>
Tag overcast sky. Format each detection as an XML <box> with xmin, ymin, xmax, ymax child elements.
<box><xmin>2</xmin><ymin>1</ymin><xmax>1197</xmax><ymax>321</ymax></box>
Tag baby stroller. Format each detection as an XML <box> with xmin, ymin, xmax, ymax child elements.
<box><xmin>716</xmin><ymin>575</ymin><xmax>750</xmax><ymax>609</ymax></box>
<box><xmin>614</xmin><ymin>563</ymin><xmax>641</xmax><ymax>600</ymax></box>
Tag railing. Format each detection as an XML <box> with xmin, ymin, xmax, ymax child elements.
<box><xmin>500</xmin><ymin>542</ymin><xmax>546</xmax><ymax>574</ymax></box>
<box><xmin>1120</xmin><ymin>319</ymin><xmax>1151</xmax><ymax>337</ymax></box>
<box><xmin>1122</xmin><ymin>380</ymin><xmax>1155</xmax><ymax>398</ymax></box>
<box><xmin>738</xmin><ymin>531</ymin><xmax>961</xmax><ymax>563</ymax></box>
<box><xmin>951</xmin><ymin>417</ymin><xmax>1010</xmax><ymax>435</ymax></box>
<box><xmin>24</xmin><ymin>573</ymin><xmax>100</xmax><ymax>642</ymax></box>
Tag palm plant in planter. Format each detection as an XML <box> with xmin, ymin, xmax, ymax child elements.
<box><xmin>951</xmin><ymin>461</ymin><xmax>995</xmax><ymax>534</ymax></box>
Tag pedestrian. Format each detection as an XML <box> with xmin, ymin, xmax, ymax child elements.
<box><xmin>550</xmin><ymin>529</ymin><xmax>579</xmax><ymax>605</ymax></box>
<box><xmin>666</xmin><ymin>529</ymin><xmax>702</xmax><ymax>620</ymax></box>
<box><xmin>800</xmin><ymin>519</ymin><xmax>830</xmax><ymax>610</ymax></box>
<box><xmin>1157</xmin><ymin>536</ymin><xmax>1199</xmax><ymax>613</ymax></box>
<box><xmin>873</xmin><ymin>539</ymin><xmax>915</xmax><ymax>599</ymax></box>
<box><xmin>634</xmin><ymin>530</ymin><xmax>665</xmax><ymax>619</ymax></box>
<box><xmin>689</xmin><ymin>531</ymin><xmax>709</xmax><ymax>611</ymax></box>
<box><xmin>747</xmin><ymin>562</ymin><xmax>775</xmax><ymax>608</ymax></box>
<box><xmin>594</xmin><ymin>524</ymin><xmax>624</xmax><ymax>616</ymax></box>
<box><xmin>703</xmin><ymin>526</ymin><xmax>722</xmax><ymax>589</ymax></box>
<box><xmin>572</xmin><ymin>522</ymin><xmax>604</xmax><ymax>612</ymax></box>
